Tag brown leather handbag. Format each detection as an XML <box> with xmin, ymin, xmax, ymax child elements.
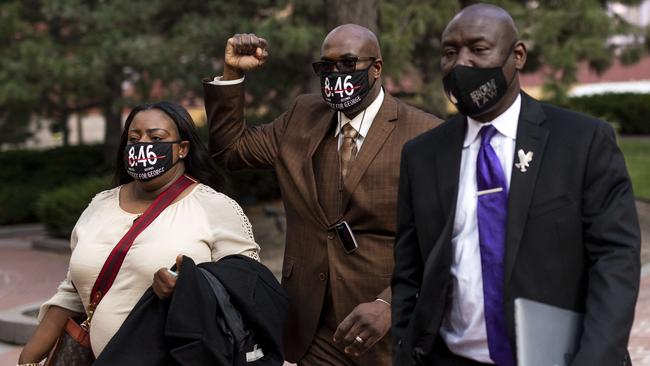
<box><xmin>44</xmin><ymin>175</ymin><xmax>196</xmax><ymax>366</ymax></box>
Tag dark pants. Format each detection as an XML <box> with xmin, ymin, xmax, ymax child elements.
<box><xmin>429</xmin><ymin>338</ymin><xmax>494</xmax><ymax>366</ymax></box>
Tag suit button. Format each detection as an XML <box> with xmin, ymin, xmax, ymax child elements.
<box><xmin>319</xmin><ymin>273</ymin><xmax>327</xmax><ymax>281</ymax></box>
<box><xmin>327</xmin><ymin>232</ymin><xmax>335</xmax><ymax>240</ymax></box>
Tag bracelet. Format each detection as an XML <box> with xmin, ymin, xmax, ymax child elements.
<box><xmin>375</xmin><ymin>298</ymin><xmax>391</xmax><ymax>307</ymax></box>
<box><xmin>17</xmin><ymin>363</ymin><xmax>40</xmax><ymax>366</ymax></box>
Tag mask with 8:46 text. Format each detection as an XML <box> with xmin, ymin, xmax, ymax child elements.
<box><xmin>124</xmin><ymin>141</ymin><xmax>180</xmax><ymax>181</ymax></box>
<box><xmin>320</xmin><ymin>65</ymin><xmax>375</xmax><ymax>112</ymax></box>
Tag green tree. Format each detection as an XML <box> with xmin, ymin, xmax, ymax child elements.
<box><xmin>1</xmin><ymin>0</ymin><xmax>647</xmax><ymax>154</ymax></box>
<box><xmin>0</xmin><ymin>0</ymin><xmax>324</xmax><ymax>157</ymax></box>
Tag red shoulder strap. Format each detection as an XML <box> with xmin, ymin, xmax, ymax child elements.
<box><xmin>88</xmin><ymin>174</ymin><xmax>196</xmax><ymax>308</ymax></box>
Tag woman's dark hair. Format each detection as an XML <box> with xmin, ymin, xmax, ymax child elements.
<box><xmin>113</xmin><ymin>101</ymin><xmax>225</xmax><ymax>191</ymax></box>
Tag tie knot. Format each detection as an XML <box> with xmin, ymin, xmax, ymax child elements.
<box><xmin>342</xmin><ymin>123</ymin><xmax>358</xmax><ymax>139</ymax></box>
<box><xmin>480</xmin><ymin>125</ymin><xmax>498</xmax><ymax>146</ymax></box>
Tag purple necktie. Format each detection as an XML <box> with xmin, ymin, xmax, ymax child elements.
<box><xmin>476</xmin><ymin>125</ymin><xmax>515</xmax><ymax>366</ymax></box>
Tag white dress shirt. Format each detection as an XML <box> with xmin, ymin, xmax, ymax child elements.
<box><xmin>440</xmin><ymin>94</ymin><xmax>521</xmax><ymax>363</ymax></box>
<box><xmin>211</xmin><ymin>75</ymin><xmax>385</xmax><ymax>153</ymax></box>
<box><xmin>211</xmin><ymin>75</ymin><xmax>245</xmax><ymax>86</ymax></box>
<box><xmin>333</xmin><ymin>88</ymin><xmax>384</xmax><ymax>152</ymax></box>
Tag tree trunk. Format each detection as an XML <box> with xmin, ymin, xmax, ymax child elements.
<box><xmin>60</xmin><ymin>112</ymin><xmax>70</xmax><ymax>146</ymax></box>
<box><xmin>76</xmin><ymin>113</ymin><xmax>83</xmax><ymax>145</ymax></box>
<box><xmin>324</xmin><ymin>0</ymin><xmax>378</xmax><ymax>33</ymax></box>
<box><xmin>102</xmin><ymin>76</ymin><xmax>123</xmax><ymax>167</ymax></box>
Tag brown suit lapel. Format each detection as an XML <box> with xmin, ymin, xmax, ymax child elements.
<box><xmin>301</xmin><ymin>108</ymin><xmax>336</xmax><ymax>228</ymax></box>
<box><xmin>341</xmin><ymin>94</ymin><xmax>398</xmax><ymax>210</ymax></box>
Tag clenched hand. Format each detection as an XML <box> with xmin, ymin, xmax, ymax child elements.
<box><xmin>223</xmin><ymin>33</ymin><xmax>269</xmax><ymax>80</ymax></box>
<box><xmin>333</xmin><ymin>300</ymin><xmax>391</xmax><ymax>357</ymax></box>
<box><xmin>152</xmin><ymin>255</ymin><xmax>183</xmax><ymax>300</ymax></box>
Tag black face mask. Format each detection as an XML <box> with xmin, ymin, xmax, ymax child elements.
<box><xmin>442</xmin><ymin>46</ymin><xmax>516</xmax><ymax>118</ymax></box>
<box><xmin>124</xmin><ymin>141</ymin><xmax>180</xmax><ymax>181</ymax></box>
<box><xmin>320</xmin><ymin>66</ymin><xmax>376</xmax><ymax>112</ymax></box>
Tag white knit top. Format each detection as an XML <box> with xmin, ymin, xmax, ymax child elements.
<box><xmin>39</xmin><ymin>183</ymin><xmax>260</xmax><ymax>356</ymax></box>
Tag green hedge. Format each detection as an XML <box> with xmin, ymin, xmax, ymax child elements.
<box><xmin>619</xmin><ymin>138</ymin><xmax>650</xmax><ymax>200</ymax></box>
<box><xmin>0</xmin><ymin>145</ymin><xmax>110</xmax><ymax>225</ymax></box>
<box><xmin>36</xmin><ymin>177</ymin><xmax>111</xmax><ymax>238</ymax></box>
<box><xmin>567</xmin><ymin>93</ymin><xmax>650</xmax><ymax>134</ymax></box>
<box><xmin>33</xmin><ymin>170</ymin><xmax>279</xmax><ymax>238</ymax></box>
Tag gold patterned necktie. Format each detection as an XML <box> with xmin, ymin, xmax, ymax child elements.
<box><xmin>340</xmin><ymin>123</ymin><xmax>359</xmax><ymax>178</ymax></box>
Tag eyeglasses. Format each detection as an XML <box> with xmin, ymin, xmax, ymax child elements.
<box><xmin>311</xmin><ymin>57</ymin><xmax>377</xmax><ymax>75</ymax></box>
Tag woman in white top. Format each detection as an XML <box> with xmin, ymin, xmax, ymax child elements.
<box><xmin>19</xmin><ymin>101</ymin><xmax>260</xmax><ymax>364</ymax></box>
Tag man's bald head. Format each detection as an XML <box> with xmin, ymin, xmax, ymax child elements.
<box><xmin>317</xmin><ymin>24</ymin><xmax>384</xmax><ymax>117</ymax></box>
<box><xmin>440</xmin><ymin>3</ymin><xmax>527</xmax><ymax>121</ymax></box>
<box><xmin>444</xmin><ymin>3</ymin><xmax>519</xmax><ymax>46</ymax></box>
<box><xmin>321</xmin><ymin>24</ymin><xmax>381</xmax><ymax>59</ymax></box>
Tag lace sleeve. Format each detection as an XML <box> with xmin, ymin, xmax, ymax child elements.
<box><xmin>197</xmin><ymin>185</ymin><xmax>261</xmax><ymax>262</ymax></box>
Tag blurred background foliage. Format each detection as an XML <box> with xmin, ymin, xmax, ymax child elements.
<box><xmin>0</xmin><ymin>0</ymin><xmax>648</xmax><ymax>233</ymax></box>
<box><xmin>1</xmin><ymin>0</ymin><xmax>648</xmax><ymax>147</ymax></box>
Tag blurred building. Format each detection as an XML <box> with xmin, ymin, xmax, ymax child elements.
<box><xmin>521</xmin><ymin>0</ymin><xmax>650</xmax><ymax>98</ymax></box>
<box><xmin>609</xmin><ymin>0</ymin><xmax>650</xmax><ymax>28</ymax></box>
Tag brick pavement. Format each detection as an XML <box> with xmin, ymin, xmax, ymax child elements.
<box><xmin>0</xmin><ymin>235</ymin><xmax>69</xmax><ymax>366</ymax></box>
<box><xmin>630</xmin><ymin>269</ymin><xmax>650</xmax><ymax>365</ymax></box>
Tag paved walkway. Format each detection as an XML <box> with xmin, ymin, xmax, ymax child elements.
<box><xmin>630</xmin><ymin>267</ymin><xmax>650</xmax><ymax>365</ymax></box>
<box><xmin>1</xmin><ymin>236</ymin><xmax>649</xmax><ymax>365</ymax></box>
<box><xmin>0</xmin><ymin>234</ymin><xmax>69</xmax><ymax>366</ymax></box>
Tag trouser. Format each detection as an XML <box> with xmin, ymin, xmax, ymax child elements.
<box><xmin>429</xmin><ymin>337</ymin><xmax>494</xmax><ymax>366</ymax></box>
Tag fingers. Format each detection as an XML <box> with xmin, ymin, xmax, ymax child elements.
<box><xmin>225</xmin><ymin>33</ymin><xmax>268</xmax><ymax>74</ymax></box>
<box><xmin>333</xmin><ymin>309</ymin><xmax>357</xmax><ymax>343</ymax></box>
<box><xmin>255</xmin><ymin>47</ymin><xmax>269</xmax><ymax>63</ymax></box>
<box><xmin>231</xmin><ymin>33</ymin><xmax>267</xmax><ymax>56</ymax></box>
<box><xmin>344</xmin><ymin>328</ymin><xmax>375</xmax><ymax>356</ymax></box>
<box><xmin>152</xmin><ymin>268</ymin><xmax>177</xmax><ymax>300</ymax></box>
<box><xmin>337</xmin><ymin>311</ymin><xmax>375</xmax><ymax>357</ymax></box>
<box><xmin>341</xmin><ymin>316</ymin><xmax>365</xmax><ymax>346</ymax></box>
<box><xmin>334</xmin><ymin>301</ymin><xmax>392</xmax><ymax>357</ymax></box>
<box><xmin>175</xmin><ymin>254</ymin><xmax>183</xmax><ymax>275</ymax></box>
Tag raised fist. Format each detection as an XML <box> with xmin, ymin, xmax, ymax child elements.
<box><xmin>223</xmin><ymin>33</ymin><xmax>268</xmax><ymax>79</ymax></box>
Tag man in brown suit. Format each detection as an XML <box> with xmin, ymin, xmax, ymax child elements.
<box><xmin>203</xmin><ymin>25</ymin><xmax>441</xmax><ymax>366</ymax></box>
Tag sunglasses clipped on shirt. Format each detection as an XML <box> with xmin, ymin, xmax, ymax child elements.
<box><xmin>312</xmin><ymin>56</ymin><xmax>377</xmax><ymax>76</ymax></box>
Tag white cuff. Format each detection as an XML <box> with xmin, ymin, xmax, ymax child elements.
<box><xmin>210</xmin><ymin>75</ymin><xmax>245</xmax><ymax>85</ymax></box>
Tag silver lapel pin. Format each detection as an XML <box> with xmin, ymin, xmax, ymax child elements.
<box><xmin>515</xmin><ymin>149</ymin><xmax>533</xmax><ymax>172</ymax></box>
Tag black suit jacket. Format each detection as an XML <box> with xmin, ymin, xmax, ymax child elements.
<box><xmin>391</xmin><ymin>93</ymin><xmax>640</xmax><ymax>366</ymax></box>
<box><xmin>95</xmin><ymin>255</ymin><xmax>288</xmax><ymax>366</ymax></box>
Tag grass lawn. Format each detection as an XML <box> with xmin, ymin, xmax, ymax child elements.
<box><xmin>619</xmin><ymin>136</ymin><xmax>650</xmax><ymax>200</ymax></box>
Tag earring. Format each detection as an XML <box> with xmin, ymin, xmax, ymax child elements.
<box><xmin>179</xmin><ymin>154</ymin><xmax>184</xmax><ymax>159</ymax></box>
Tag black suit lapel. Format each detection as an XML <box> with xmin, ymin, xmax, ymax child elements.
<box><xmin>437</xmin><ymin>116</ymin><xmax>466</xmax><ymax>217</ymax></box>
<box><xmin>505</xmin><ymin>93</ymin><xmax>549</xmax><ymax>285</ymax></box>
<box><xmin>410</xmin><ymin>116</ymin><xmax>465</xmax><ymax>342</ymax></box>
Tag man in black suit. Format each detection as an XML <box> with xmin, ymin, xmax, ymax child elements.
<box><xmin>391</xmin><ymin>4</ymin><xmax>641</xmax><ymax>366</ymax></box>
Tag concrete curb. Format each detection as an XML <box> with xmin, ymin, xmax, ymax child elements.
<box><xmin>642</xmin><ymin>262</ymin><xmax>650</xmax><ymax>277</ymax></box>
<box><xmin>0</xmin><ymin>302</ymin><xmax>40</xmax><ymax>345</ymax></box>
<box><xmin>31</xmin><ymin>237</ymin><xmax>69</xmax><ymax>253</ymax></box>
<box><xmin>0</xmin><ymin>225</ymin><xmax>44</xmax><ymax>239</ymax></box>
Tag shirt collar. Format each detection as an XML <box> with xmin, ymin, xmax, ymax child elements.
<box><xmin>335</xmin><ymin>88</ymin><xmax>385</xmax><ymax>138</ymax></box>
<box><xmin>464</xmin><ymin>93</ymin><xmax>521</xmax><ymax>148</ymax></box>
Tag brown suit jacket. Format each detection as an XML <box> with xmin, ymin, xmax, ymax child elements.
<box><xmin>203</xmin><ymin>81</ymin><xmax>441</xmax><ymax>363</ymax></box>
